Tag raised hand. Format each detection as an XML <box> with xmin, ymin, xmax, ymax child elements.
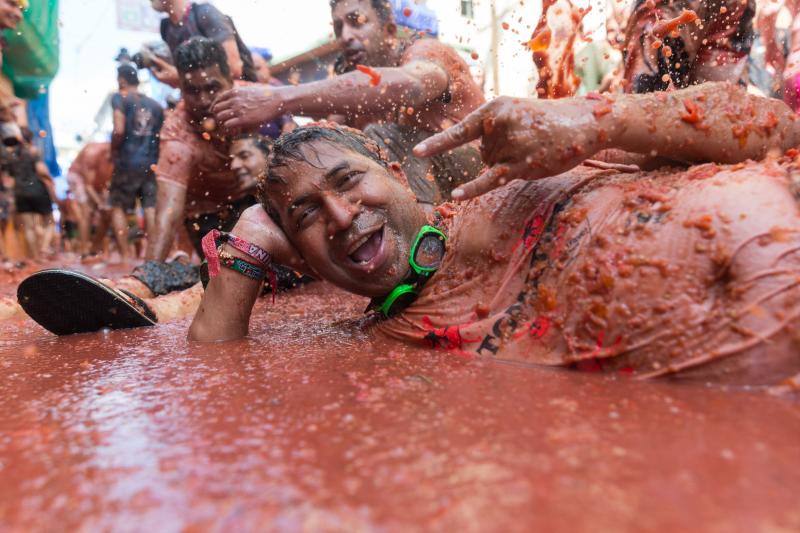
<box><xmin>413</xmin><ymin>95</ymin><xmax>609</xmax><ymax>200</ymax></box>
<box><xmin>211</xmin><ymin>85</ymin><xmax>286</xmax><ymax>132</ymax></box>
<box><xmin>231</xmin><ymin>205</ymin><xmax>308</xmax><ymax>275</ymax></box>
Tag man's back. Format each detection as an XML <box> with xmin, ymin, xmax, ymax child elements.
<box><xmin>112</xmin><ymin>92</ymin><xmax>164</xmax><ymax>171</ymax></box>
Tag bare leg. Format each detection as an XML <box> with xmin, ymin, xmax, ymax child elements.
<box><xmin>0</xmin><ymin>296</ymin><xmax>21</xmax><ymax>320</ymax></box>
<box><xmin>18</xmin><ymin>213</ymin><xmax>39</xmax><ymax>260</ymax></box>
<box><xmin>76</xmin><ymin>203</ymin><xmax>91</xmax><ymax>255</ymax></box>
<box><xmin>90</xmin><ymin>209</ymin><xmax>111</xmax><ymax>257</ymax></box>
<box><xmin>110</xmin><ymin>207</ymin><xmax>130</xmax><ymax>259</ymax></box>
<box><xmin>40</xmin><ymin>214</ymin><xmax>55</xmax><ymax>255</ymax></box>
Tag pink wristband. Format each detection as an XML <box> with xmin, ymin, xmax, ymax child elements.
<box><xmin>201</xmin><ymin>229</ymin><xmax>279</xmax><ymax>300</ymax></box>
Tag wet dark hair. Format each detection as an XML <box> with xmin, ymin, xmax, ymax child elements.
<box><xmin>174</xmin><ymin>36</ymin><xmax>230</xmax><ymax>78</ymax></box>
<box><xmin>268</xmin><ymin>123</ymin><xmax>387</xmax><ymax>180</ymax></box>
<box><xmin>233</xmin><ymin>133</ymin><xmax>272</xmax><ymax>158</ymax></box>
<box><xmin>117</xmin><ymin>64</ymin><xmax>139</xmax><ymax>86</ymax></box>
<box><xmin>260</xmin><ymin>122</ymin><xmax>388</xmax><ymax>222</ymax></box>
<box><xmin>329</xmin><ymin>0</ymin><xmax>394</xmax><ymax>23</ymax></box>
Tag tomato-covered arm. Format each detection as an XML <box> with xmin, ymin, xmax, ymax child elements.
<box><xmin>188</xmin><ymin>205</ymin><xmax>307</xmax><ymax>342</ymax></box>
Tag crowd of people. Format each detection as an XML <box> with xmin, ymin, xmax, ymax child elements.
<box><xmin>5</xmin><ymin>0</ymin><xmax>800</xmax><ymax>390</ymax></box>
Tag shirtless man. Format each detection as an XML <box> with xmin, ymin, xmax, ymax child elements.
<box><xmin>189</xmin><ymin>83</ymin><xmax>800</xmax><ymax>389</ymax></box>
<box><xmin>148</xmin><ymin>36</ymin><xmax>261</xmax><ymax>262</ymax></box>
<box><xmin>211</xmin><ymin>0</ymin><xmax>485</xmax><ymax>205</ymax></box>
<box><xmin>66</xmin><ymin>142</ymin><xmax>113</xmax><ymax>256</ymax></box>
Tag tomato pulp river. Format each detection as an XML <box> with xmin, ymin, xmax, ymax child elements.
<box><xmin>0</xmin><ymin>260</ymin><xmax>798</xmax><ymax>531</ymax></box>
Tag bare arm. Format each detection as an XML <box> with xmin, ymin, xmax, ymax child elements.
<box><xmin>111</xmin><ymin>109</ymin><xmax>126</xmax><ymax>160</ymax></box>
<box><xmin>212</xmin><ymin>60</ymin><xmax>448</xmax><ymax>130</ymax></box>
<box><xmin>35</xmin><ymin>161</ymin><xmax>57</xmax><ymax>202</ymax></box>
<box><xmin>415</xmin><ymin>82</ymin><xmax>800</xmax><ymax>200</ymax></box>
<box><xmin>145</xmin><ymin>178</ymin><xmax>186</xmax><ymax>261</ymax></box>
<box><xmin>188</xmin><ymin>205</ymin><xmax>307</xmax><ymax>342</ymax></box>
<box><xmin>610</xmin><ymin>82</ymin><xmax>800</xmax><ymax>163</ymax></box>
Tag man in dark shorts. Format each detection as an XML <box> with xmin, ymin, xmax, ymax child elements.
<box><xmin>147</xmin><ymin>0</ymin><xmax>256</xmax><ymax>87</ymax></box>
<box><xmin>2</xmin><ymin>133</ymin><xmax>56</xmax><ymax>260</ymax></box>
<box><xmin>110</xmin><ymin>64</ymin><xmax>164</xmax><ymax>260</ymax></box>
<box><xmin>623</xmin><ymin>0</ymin><xmax>755</xmax><ymax>93</ymax></box>
<box><xmin>211</xmin><ymin>0</ymin><xmax>486</xmax><ymax>206</ymax></box>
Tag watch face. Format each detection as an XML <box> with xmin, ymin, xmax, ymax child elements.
<box><xmin>413</xmin><ymin>233</ymin><xmax>445</xmax><ymax>272</ymax></box>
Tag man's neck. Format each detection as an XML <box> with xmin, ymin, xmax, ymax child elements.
<box><xmin>169</xmin><ymin>0</ymin><xmax>189</xmax><ymax>24</ymax></box>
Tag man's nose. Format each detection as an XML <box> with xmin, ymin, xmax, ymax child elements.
<box><xmin>324</xmin><ymin>193</ymin><xmax>358</xmax><ymax>235</ymax></box>
<box><xmin>340</xmin><ymin>25</ymin><xmax>357</xmax><ymax>46</ymax></box>
<box><xmin>230</xmin><ymin>157</ymin><xmax>242</xmax><ymax>171</ymax></box>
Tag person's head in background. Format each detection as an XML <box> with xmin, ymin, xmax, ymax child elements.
<box><xmin>330</xmin><ymin>0</ymin><xmax>398</xmax><ymax>72</ymax></box>
<box><xmin>230</xmin><ymin>134</ymin><xmax>271</xmax><ymax>184</ymax></box>
<box><xmin>149</xmin><ymin>0</ymin><xmax>184</xmax><ymax>15</ymax></box>
<box><xmin>0</xmin><ymin>0</ymin><xmax>24</xmax><ymax>31</ymax></box>
<box><xmin>117</xmin><ymin>64</ymin><xmax>140</xmax><ymax>94</ymax></box>
<box><xmin>174</xmin><ymin>37</ymin><xmax>233</xmax><ymax>123</ymax></box>
<box><xmin>250</xmin><ymin>47</ymin><xmax>273</xmax><ymax>83</ymax></box>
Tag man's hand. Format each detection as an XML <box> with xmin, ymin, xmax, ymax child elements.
<box><xmin>232</xmin><ymin>205</ymin><xmax>308</xmax><ymax>274</ymax></box>
<box><xmin>211</xmin><ymin>85</ymin><xmax>285</xmax><ymax>132</ymax></box>
<box><xmin>413</xmin><ymin>96</ymin><xmax>608</xmax><ymax>200</ymax></box>
<box><xmin>149</xmin><ymin>56</ymin><xmax>179</xmax><ymax>88</ymax></box>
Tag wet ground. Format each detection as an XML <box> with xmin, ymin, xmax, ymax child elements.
<box><xmin>0</xmin><ymin>260</ymin><xmax>799</xmax><ymax>531</ymax></box>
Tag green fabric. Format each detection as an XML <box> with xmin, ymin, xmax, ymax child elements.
<box><xmin>2</xmin><ymin>1</ymin><xmax>60</xmax><ymax>99</ymax></box>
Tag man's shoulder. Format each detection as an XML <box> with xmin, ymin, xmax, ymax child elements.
<box><xmin>160</xmin><ymin>105</ymin><xmax>201</xmax><ymax>149</ymax></box>
<box><xmin>402</xmin><ymin>37</ymin><xmax>465</xmax><ymax>66</ymax></box>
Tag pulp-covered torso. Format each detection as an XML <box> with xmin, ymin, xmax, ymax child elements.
<box><xmin>377</xmin><ymin>160</ymin><xmax>800</xmax><ymax>386</ymax></box>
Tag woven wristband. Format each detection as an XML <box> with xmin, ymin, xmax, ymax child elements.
<box><xmin>219</xmin><ymin>253</ymin><xmax>267</xmax><ymax>281</ymax></box>
<box><xmin>201</xmin><ymin>229</ymin><xmax>279</xmax><ymax>300</ymax></box>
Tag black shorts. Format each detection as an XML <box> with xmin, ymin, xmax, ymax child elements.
<box><xmin>15</xmin><ymin>194</ymin><xmax>52</xmax><ymax>215</ymax></box>
<box><xmin>109</xmin><ymin>167</ymin><xmax>157</xmax><ymax>212</ymax></box>
<box><xmin>184</xmin><ymin>195</ymin><xmax>258</xmax><ymax>256</ymax></box>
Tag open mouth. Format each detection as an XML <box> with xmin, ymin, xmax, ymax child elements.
<box><xmin>348</xmin><ymin>226</ymin><xmax>384</xmax><ymax>265</ymax></box>
<box><xmin>345</xmin><ymin>49</ymin><xmax>366</xmax><ymax>63</ymax></box>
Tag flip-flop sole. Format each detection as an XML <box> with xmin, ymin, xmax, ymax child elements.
<box><xmin>17</xmin><ymin>269</ymin><xmax>156</xmax><ymax>336</ymax></box>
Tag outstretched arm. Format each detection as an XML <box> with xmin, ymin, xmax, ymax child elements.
<box><xmin>415</xmin><ymin>82</ymin><xmax>800</xmax><ymax>200</ymax></box>
<box><xmin>211</xmin><ymin>59</ymin><xmax>448</xmax><ymax>131</ymax></box>
<box><xmin>188</xmin><ymin>205</ymin><xmax>307</xmax><ymax>342</ymax></box>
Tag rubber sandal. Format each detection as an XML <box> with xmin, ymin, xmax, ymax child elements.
<box><xmin>17</xmin><ymin>269</ymin><xmax>157</xmax><ymax>336</ymax></box>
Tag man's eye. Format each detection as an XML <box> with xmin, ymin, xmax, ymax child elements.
<box><xmin>297</xmin><ymin>206</ymin><xmax>317</xmax><ymax>227</ymax></box>
<box><xmin>338</xmin><ymin>171</ymin><xmax>360</xmax><ymax>188</ymax></box>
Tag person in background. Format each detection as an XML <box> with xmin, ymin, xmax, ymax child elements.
<box><xmin>3</xmin><ymin>129</ymin><xmax>56</xmax><ymax>260</ymax></box>
<box><xmin>249</xmin><ymin>47</ymin><xmax>296</xmax><ymax>137</ymax></box>
<box><xmin>0</xmin><ymin>0</ymin><xmax>24</xmax><ymax>66</ymax></box>
<box><xmin>66</xmin><ymin>142</ymin><xmax>114</xmax><ymax>257</ymax></box>
<box><xmin>623</xmin><ymin>0</ymin><xmax>755</xmax><ymax>93</ymax></box>
<box><xmin>147</xmin><ymin>0</ymin><xmax>257</xmax><ymax>87</ymax></box>
<box><xmin>110</xmin><ymin>64</ymin><xmax>164</xmax><ymax>261</ymax></box>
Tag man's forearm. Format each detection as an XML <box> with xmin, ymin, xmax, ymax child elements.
<box><xmin>187</xmin><ymin>245</ymin><xmax>262</xmax><ymax>342</ymax></box>
<box><xmin>281</xmin><ymin>64</ymin><xmax>447</xmax><ymax>121</ymax></box>
<box><xmin>609</xmin><ymin>82</ymin><xmax>800</xmax><ymax>163</ymax></box>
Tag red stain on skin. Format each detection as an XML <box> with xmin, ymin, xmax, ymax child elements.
<box><xmin>356</xmin><ymin>64</ymin><xmax>382</xmax><ymax>86</ymax></box>
<box><xmin>680</xmin><ymin>99</ymin><xmax>709</xmax><ymax>130</ymax></box>
<box><xmin>593</xmin><ymin>103</ymin><xmax>613</xmax><ymax>118</ymax></box>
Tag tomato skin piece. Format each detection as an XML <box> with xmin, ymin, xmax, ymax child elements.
<box><xmin>355</xmin><ymin>64</ymin><xmax>381</xmax><ymax>87</ymax></box>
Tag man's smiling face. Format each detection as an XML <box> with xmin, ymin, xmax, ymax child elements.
<box><xmin>266</xmin><ymin>139</ymin><xmax>426</xmax><ymax>298</ymax></box>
